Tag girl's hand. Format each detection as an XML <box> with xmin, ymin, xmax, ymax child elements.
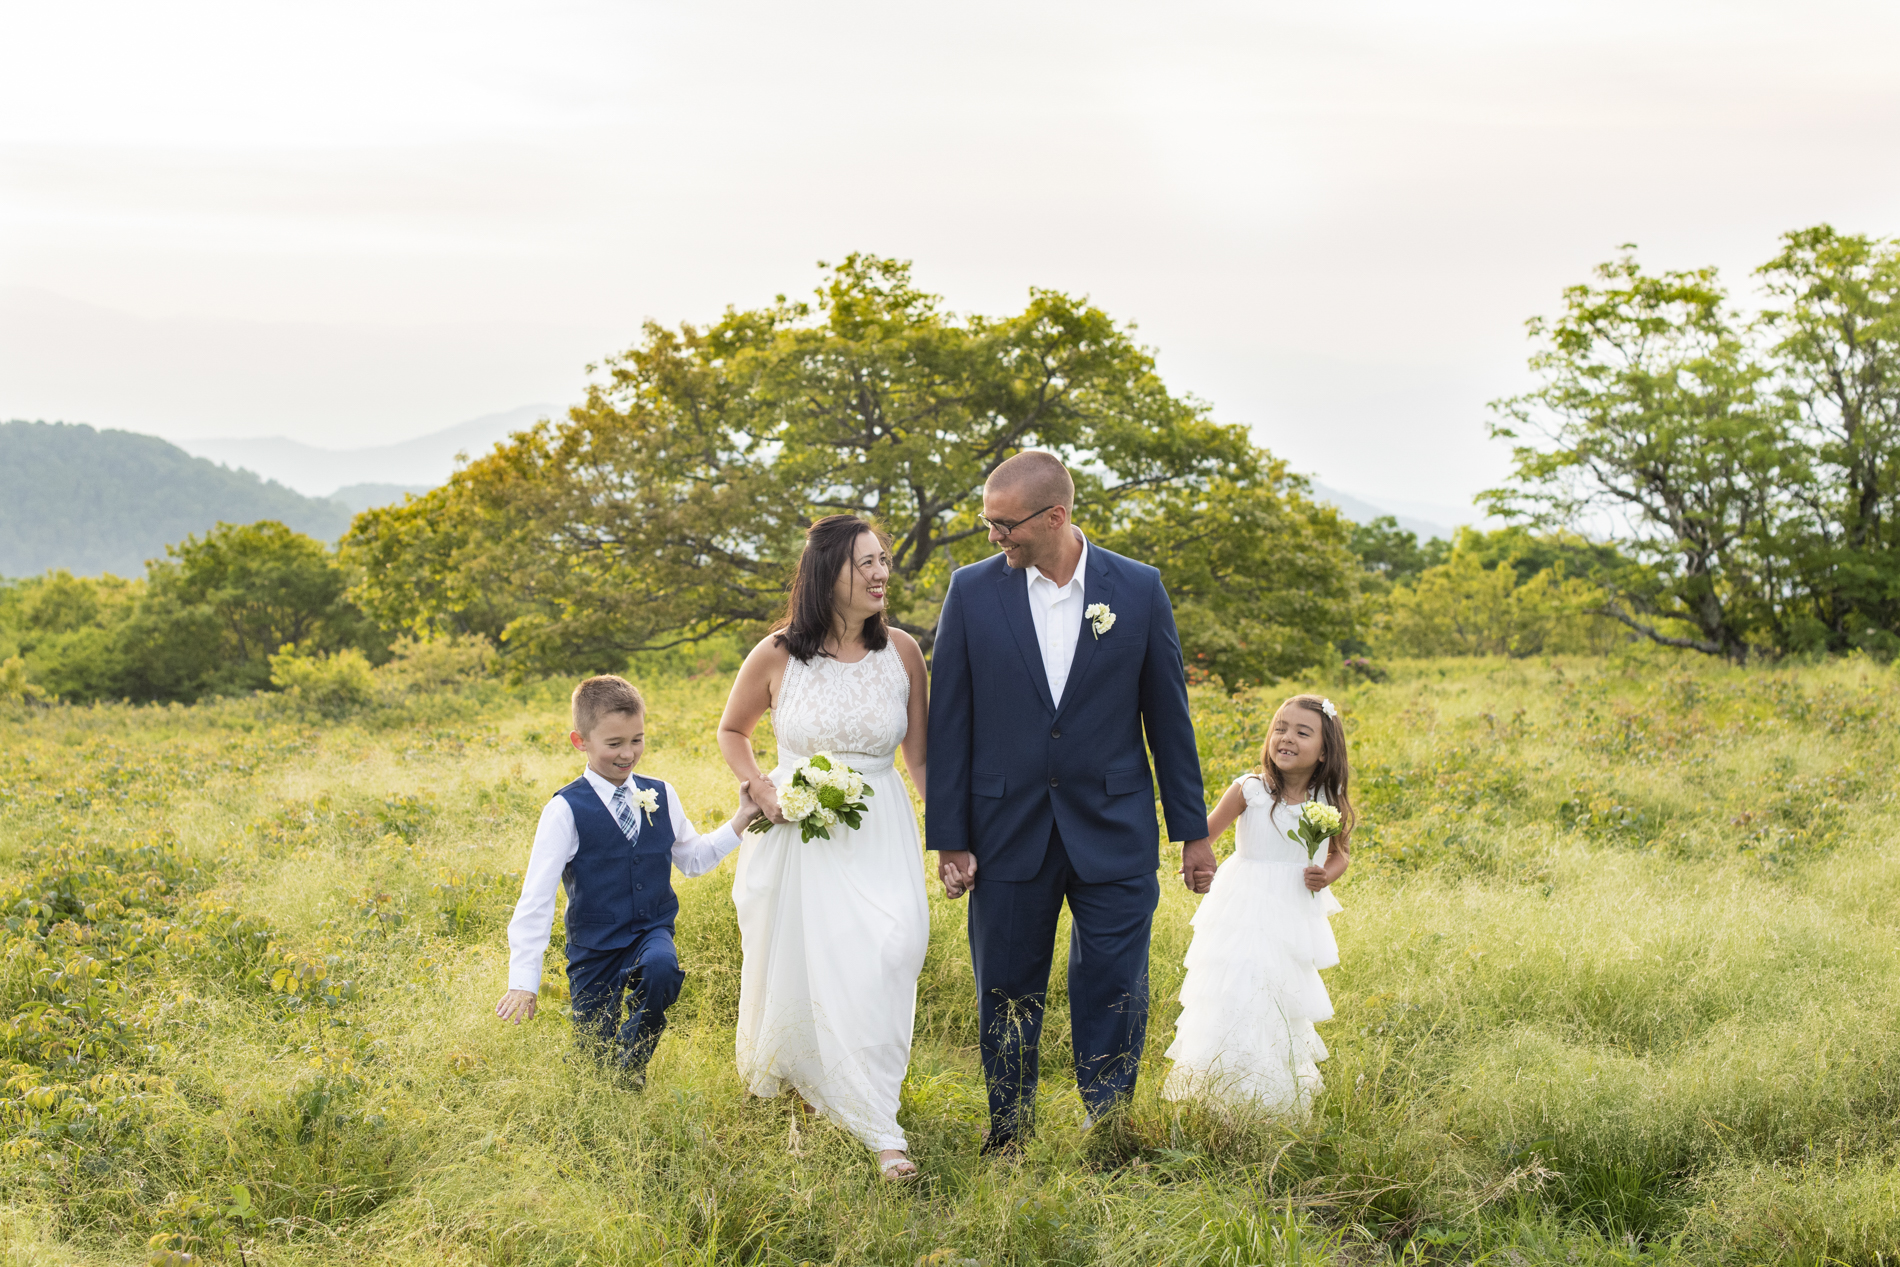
<box><xmin>1304</xmin><ymin>850</ymin><xmax>1349</xmax><ymax>892</ymax></box>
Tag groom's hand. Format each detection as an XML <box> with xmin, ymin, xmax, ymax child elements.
<box><xmin>937</xmin><ymin>850</ymin><xmax>977</xmax><ymax>900</ymax></box>
<box><xmin>1180</xmin><ymin>838</ymin><xmax>1217</xmax><ymax>894</ymax></box>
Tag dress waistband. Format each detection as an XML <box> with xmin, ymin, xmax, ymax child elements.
<box><xmin>773</xmin><ymin>753</ymin><xmax>897</xmax><ymax>779</ymax></box>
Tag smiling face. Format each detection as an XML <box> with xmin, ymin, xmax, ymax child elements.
<box><xmin>570</xmin><ymin>709</ymin><xmax>646</xmax><ymax>785</ymax></box>
<box><xmin>982</xmin><ymin>483</ymin><xmax>1067</xmax><ymax>572</ymax></box>
<box><xmin>1266</xmin><ymin>703</ymin><xmax>1325</xmax><ymax>783</ymax></box>
<box><xmin>831</xmin><ymin>529</ymin><xmax>891</xmax><ymax>624</ymax></box>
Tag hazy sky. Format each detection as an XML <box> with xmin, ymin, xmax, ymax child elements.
<box><xmin>4</xmin><ymin>1</ymin><xmax>1898</xmax><ymax>519</ymax></box>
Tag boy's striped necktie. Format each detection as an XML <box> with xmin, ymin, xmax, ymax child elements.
<box><xmin>610</xmin><ymin>784</ymin><xmax>640</xmax><ymax>841</ymax></box>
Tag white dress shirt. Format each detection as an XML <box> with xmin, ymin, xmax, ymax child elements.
<box><xmin>1025</xmin><ymin>530</ymin><xmax>1089</xmax><ymax>708</ymax></box>
<box><xmin>505</xmin><ymin>765</ymin><xmax>741</xmax><ymax>993</ymax></box>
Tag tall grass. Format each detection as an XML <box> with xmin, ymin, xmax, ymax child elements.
<box><xmin>2</xmin><ymin>650</ymin><xmax>1899</xmax><ymax>1263</ymax></box>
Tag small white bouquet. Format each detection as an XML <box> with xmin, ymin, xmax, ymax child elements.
<box><xmin>1289</xmin><ymin>801</ymin><xmax>1343</xmax><ymax>863</ymax></box>
<box><xmin>748</xmin><ymin>752</ymin><xmax>875</xmax><ymax>843</ymax></box>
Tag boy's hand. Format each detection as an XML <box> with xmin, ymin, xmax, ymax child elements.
<box><xmin>495</xmin><ymin>989</ymin><xmax>538</xmax><ymax>1023</ymax></box>
<box><xmin>734</xmin><ymin>780</ymin><xmax>764</xmax><ymax>832</ymax></box>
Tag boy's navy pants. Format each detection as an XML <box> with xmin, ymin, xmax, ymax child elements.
<box><xmin>566</xmin><ymin>926</ymin><xmax>684</xmax><ymax>1071</ymax></box>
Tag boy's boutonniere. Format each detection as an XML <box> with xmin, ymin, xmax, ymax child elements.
<box><xmin>631</xmin><ymin>786</ymin><xmax>660</xmax><ymax>826</ymax></box>
<box><xmin>1085</xmin><ymin>602</ymin><xmax>1116</xmax><ymax>639</ymax></box>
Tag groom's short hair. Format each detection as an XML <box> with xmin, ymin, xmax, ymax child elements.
<box><xmin>571</xmin><ymin>674</ymin><xmax>645</xmax><ymax>736</ymax></box>
<box><xmin>987</xmin><ymin>450</ymin><xmax>1074</xmax><ymax>512</ymax></box>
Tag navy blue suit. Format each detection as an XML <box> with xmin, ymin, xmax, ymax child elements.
<box><xmin>557</xmin><ymin>774</ymin><xmax>686</xmax><ymax>1071</ymax></box>
<box><xmin>927</xmin><ymin>543</ymin><xmax>1207</xmax><ymax>1136</ymax></box>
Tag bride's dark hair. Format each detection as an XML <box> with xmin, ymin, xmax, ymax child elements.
<box><xmin>772</xmin><ymin>514</ymin><xmax>892</xmax><ymax>663</ymax></box>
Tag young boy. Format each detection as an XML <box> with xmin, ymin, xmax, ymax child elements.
<box><xmin>495</xmin><ymin>674</ymin><xmax>756</xmax><ymax>1081</ymax></box>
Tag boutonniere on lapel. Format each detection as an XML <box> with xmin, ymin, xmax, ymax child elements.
<box><xmin>631</xmin><ymin>786</ymin><xmax>660</xmax><ymax>827</ymax></box>
<box><xmin>1085</xmin><ymin>602</ymin><xmax>1116</xmax><ymax>639</ymax></box>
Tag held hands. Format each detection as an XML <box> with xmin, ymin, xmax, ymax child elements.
<box><xmin>734</xmin><ymin>779</ymin><xmax>765</xmax><ymax>832</ymax></box>
<box><xmin>937</xmin><ymin>850</ymin><xmax>977</xmax><ymax>900</ymax></box>
<box><xmin>1179</xmin><ymin>837</ymin><xmax>1217</xmax><ymax>894</ymax></box>
<box><xmin>750</xmin><ymin>776</ymin><xmax>789</xmax><ymax>826</ymax></box>
<box><xmin>495</xmin><ymin>988</ymin><xmax>538</xmax><ymax>1024</ymax></box>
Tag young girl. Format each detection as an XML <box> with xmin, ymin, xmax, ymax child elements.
<box><xmin>1163</xmin><ymin>693</ymin><xmax>1353</xmax><ymax>1114</ymax></box>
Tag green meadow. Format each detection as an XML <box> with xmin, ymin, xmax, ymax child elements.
<box><xmin>4</xmin><ymin>650</ymin><xmax>1900</xmax><ymax>1265</ymax></box>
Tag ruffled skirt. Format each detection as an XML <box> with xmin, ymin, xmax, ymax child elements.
<box><xmin>1162</xmin><ymin>856</ymin><xmax>1341</xmax><ymax>1114</ymax></box>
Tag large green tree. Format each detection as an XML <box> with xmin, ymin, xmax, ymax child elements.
<box><xmin>1483</xmin><ymin>251</ymin><xmax>1803</xmax><ymax>662</ymax></box>
<box><xmin>346</xmin><ymin>256</ymin><xmax>1358</xmax><ymax>680</ymax></box>
<box><xmin>1757</xmin><ymin>225</ymin><xmax>1900</xmax><ymax>651</ymax></box>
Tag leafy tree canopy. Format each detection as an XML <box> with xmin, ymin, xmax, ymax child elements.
<box><xmin>345</xmin><ymin>255</ymin><xmax>1359</xmax><ymax>687</ymax></box>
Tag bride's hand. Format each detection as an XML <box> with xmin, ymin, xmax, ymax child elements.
<box><xmin>752</xmin><ymin>778</ymin><xmax>789</xmax><ymax>824</ymax></box>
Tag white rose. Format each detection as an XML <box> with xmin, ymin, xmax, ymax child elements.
<box><xmin>814</xmin><ymin>806</ymin><xmax>839</xmax><ymax>828</ymax></box>
<box><xmin>841</xmin><ymin>772</ymin><xmax>865</xmax><ymax>801</ymax></box>
<box><xmin>780</xmin><ymin>785</ymin><xmax>819</xmax><ymax>821</ymax></box>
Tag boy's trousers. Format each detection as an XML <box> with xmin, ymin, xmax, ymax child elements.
<box><xmin>567</xmin><ymin>926</ymin><xmax>683</xmax><ymax>1071</ymax></box>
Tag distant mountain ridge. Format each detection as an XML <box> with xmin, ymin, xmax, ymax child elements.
<box><xmin>180</xmin><ymin>404</ymin><xmax>555</xmax><ymax>497</ymax></box>
<box><xmin>0</xmin><ymin>420</ymin><xmax>356</xmax><ymax>578</ymax></box>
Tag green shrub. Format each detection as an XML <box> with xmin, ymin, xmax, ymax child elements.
<box><xmin>268</xmin><ymin>646</ymin><xmax>378</xmax><ymax>717</ymax></box>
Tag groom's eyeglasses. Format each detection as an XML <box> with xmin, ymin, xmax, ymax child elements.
<box><xmin>979</xmin><ymin>506</ymin><xmax>1056</xmax><ymax>539</ymax></box>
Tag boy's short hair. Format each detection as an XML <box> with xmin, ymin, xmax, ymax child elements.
<box><xmin>571</xmin><ymin>675</ymin><xmax>645</xmax><ymax>736</ymax></box>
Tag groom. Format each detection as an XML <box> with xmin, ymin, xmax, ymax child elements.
<box><xmin>929</xmin><ymin>450</ymin><xmax>1212</xmax><ymax>1153</ymax></box>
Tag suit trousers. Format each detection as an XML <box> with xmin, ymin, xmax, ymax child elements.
<box><xmin>968</xmin><ymin>823</ymin><xmax>1160</xmax><ymax>1138</ymax></box>
<box><xmin>566</xmin><ymin>926</ymin><xmax>684</xmax><ymax>1072</ymax></box>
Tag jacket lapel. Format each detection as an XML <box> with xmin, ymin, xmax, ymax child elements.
<box><xmin>1053</xmin><ymin>549</ymin><xmax>1116</xmax><ymax>721</ymax></box>
<box><xmin>999</xmin><ymin>565</ymin><xmax>1057</xmax><ymax>716</ymax></box>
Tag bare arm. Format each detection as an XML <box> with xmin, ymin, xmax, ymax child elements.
<box><xmin>1180</xmin><ymin>781</ymin><xmax>1246</xmax><ymax>894</ymax></box>
<box><xmin>892</xmin><ymin>629</ymin><xmax>928</xmax><ymax>800</ymax></box>
<box><xmin>1306</xmin><ymin>827</ymin><xmax>1351</xmax><ymax>892</ymax></box>
<box><xmin>1204</xmin><ymin>780</ymin><xmax>1247</xmax><ymax>845</ymax></box>
<box><xmin>717</xmin><ymin>637</ymin><xmax>791</xmax><ymax>824</ymax></box>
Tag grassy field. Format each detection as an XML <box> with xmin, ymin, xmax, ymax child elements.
<box><xmin>4</xmin><ymin>650</ymin><xmax>1900</xmax><ymax>1265</ymax></box>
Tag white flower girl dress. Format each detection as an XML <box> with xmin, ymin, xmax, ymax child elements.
<box><xmin>1163</xmin><ymin>772</ymin><xmax>1342</xmax><ymax>1113</ymax></box>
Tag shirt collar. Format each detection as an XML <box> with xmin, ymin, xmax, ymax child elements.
<box><xmin>584</xmin><ymin>766</ymin><xmax>632</xmax><ymax>799</ymax></box>
<box><xmin>1025</xmin><ymin>530</ymin><xmax>1088</xmax><ymax>597</ymax></box>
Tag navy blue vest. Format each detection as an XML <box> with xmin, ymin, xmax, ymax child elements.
<box><xmin>556</xmin><ymin>773</ymin><xmax>679</xmax><ymax>958</ymax></box>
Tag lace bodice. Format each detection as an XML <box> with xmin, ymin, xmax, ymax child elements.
<box><xmin>1233</xmin><ymin>774</ymin><xmax>1328</xmax><ymax>866</ymax></box>
<box><xmin>772</xmin><ymin>643</ymin><xmax>910</xmax><ymax>773</ymax></box>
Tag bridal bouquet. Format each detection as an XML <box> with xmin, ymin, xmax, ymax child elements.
<box><xmin>749</xmin><ymin>752</ymin><xmax>875</xmax><ymax>843</ymax></box>
<box><xmin>1289</xmin><ymin>801</ymin><xmax>1343</xmax><ymax>862</ymax></box>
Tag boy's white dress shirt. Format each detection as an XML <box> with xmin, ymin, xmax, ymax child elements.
<box><xmin>506</xmin><ymin>766</ymin><xmax>740</xmax><ymax>993</ymax></box>
<box><xmin>1024</xmin><ymin>530</ymin><xmax>1089</xmax><ymax>708</ymax></box>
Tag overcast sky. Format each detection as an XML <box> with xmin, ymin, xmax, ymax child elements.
<box><xmin>3</xmin><ymin>1</ymin><xmax>1898</xmax><ymax>520</ymax></box>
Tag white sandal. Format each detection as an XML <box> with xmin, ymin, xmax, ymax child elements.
<box><xmin>878</xmin><ymin>1152</ymin><xmax>919</xmax><ymax>1182</ymax></box>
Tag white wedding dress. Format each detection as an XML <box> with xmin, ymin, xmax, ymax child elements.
<box><xmin>732</xmin><ymin>642</ymin><xmax>929</xmax><ymax>1152</ymax></box>
<box><xmin>1163</xmin><ymin>773</ymin><xmax>1342</xmax><ymax>1114</ymax></box>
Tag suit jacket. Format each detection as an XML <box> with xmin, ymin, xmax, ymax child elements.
<box><xmin>926</xmin><ymin>543</ymin><xmax>1208</xmax><ymax>884</ymax></box>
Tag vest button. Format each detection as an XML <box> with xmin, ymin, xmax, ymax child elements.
<box><xmin>1051</xmin><ymin>729</ymin><xmax>1061</xmax><ymax>739</ymax></box>
<box><xmin>1049</xmin><ymin>777</ymin><xmax>1059</xmax><ymax>788</ymax></box>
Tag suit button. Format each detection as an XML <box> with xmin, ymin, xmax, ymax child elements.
<box><xmin>636</xmin><ymin>883</ymin><xmax>645</xmax><ymax>891</ymax></box>
<box><xmin>1049</xmin><ymin>777</ymin><xmax>1059</xmax><ymax>788</ymax></box>
<box><xmin>1051</xmin><ymin>729</ymin><xmax>1061</xmax><ymax>739</ymax></box>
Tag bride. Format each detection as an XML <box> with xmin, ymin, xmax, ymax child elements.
<box><xmin>716</xmin><ymin>513</ymin><xmax>931</xmax><ymax>1180</ymax></box>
